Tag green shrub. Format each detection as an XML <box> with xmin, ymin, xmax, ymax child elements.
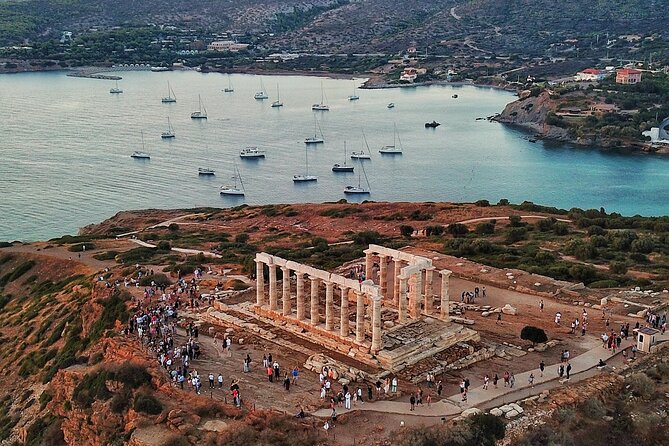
<box><xmin>589</xmin><ymin>280</ymin><xmax>620</xmax><ymax>289</ymax></box>
<box><xmin>447</xmin><ymin>223</ymin><xmax>469</xmax><ymax>236</ymax></box>
<box><xmin>168</xmin><ymin>223</ymin><xmax>179</xmax><ymax>231</ymax></box>
<box><xmin>0</xmin><ymin>242</ymin><xmax>12</xmax><ymax>248</ymax></box>
<box><xmin>626</xmin><ymin>373</ymin><xmax>656</xmax><ymax>399</ymax></box>
<box><xmin>508</xmin><ymin>215</ymin><xmax>523</xmax><ymax>227</ymax></box>
<box><xmin>474</xmin><ymin>200</ymin><xmax>490</xmax><ymax>207</ymax></box>
<box><xmin>587</xmin><ymin>225</ymin><xmax>606</xmax><ymax>236</ymax></box>
<box><xmin>0</xmin><ymin>260</ymin><xmax>35</xmax><ymax>287</ymax></box>
<box><xmin>353</xmin><ymin>231</ymin><xmax>383</xmax><ymax>245</ymax></box>
<box><xmin>133</xmin><ymin>393</ymin><xmax>163</xmax><ymax>415</ymax></box>
<box><xmin>497</xmin><ymin>199</ymin><xmax>510</xmax><ymax>206</ymax></box>
<box><xmin>609</xmin><ymin>261</ymin><xmax>628</xmax><ymax>275</ymax></box>
<box><xmin>73</xmin><ymin>371</ymin><xmax>112</xmax><ymax>408</ymax></box>
<box><xmin>536</xmin><ymin>218</ymin><xmax>556</xmax><ymax>232</ymax></box>
<box><xmin>157</xmin><ymin>241</ymin><xmax>171</xmax><ymax>251</ymax></box>
<box><xmin>235</xmin><ymin>233</ymin><xmax>250</xmax><ymax>244</ymax></box>
<box><xmin>554</xmin><ymin>222</ymin><xmax>570</xmax><ymax>235</ymax></box>
<box><xmin>581</xmin><ymin>398</ymin><xmax>606</xmax><ymax>419</ymax></box>
<box><xmin>631</xmin><ymin>236</ymin><xmax>655</xmax><ymax>253</ymax></box>
<box><xmin>520</xmin><ymin>325</ymin><xmax>548</xmax><ymax>345</ymax></box>
<box><xmin>506</xmin><ymin>227</ymin><xmax>527</xmax><ymax>243</ymax></box>
<box><xmin>67</xmin><ymin>243</ymin><xmax>94</xmax><ymax>252</ymax></box>
<box><xmin>399</xmin><ymin>225</ymin><xmax>414</xmax><ymax>238</ymax></box>
<box><xmin>569</xmin><ymin>264</ymin><xmax>597</xmax><ymax>283</ymax></box>
<box><xmin>475</xmin><ymin>222</ymin><xmax>495</xmax><ymax>235</ymax></box>
<box><xmin>89</xmin><ymin>292</ymin><xmax>130</xmax><ymax>342</ymax></box>
<box><xmin>93</xmin><ymin>251</ymin><xmax>119</xmax><ymax>261</ymax></box>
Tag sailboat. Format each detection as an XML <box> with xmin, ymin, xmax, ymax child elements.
<box><xmin>223</xmin><ymin>74</ymin><xmax>234</xmax><ymax>93</ymax></box>
<box><xmin>199</xmin><ymin>146</ymin><xmax>215</xmax><ymax>175</ymax></box>
<box><xmin>312</xmin><ymin>82</ymin><xmax>330</xmax><ymax>111</ymax></box>
<box><xmin>161</xmin><ymin>117</ymin><xmax>175</xmax><ymax>139</ymax></box>
<box><xmin>191</xmin><ymin>95</ymin><xmax>207</xmax><ymax>119</ymax></box>
<box><xmin>379</xmin><ymin>123</ymin><xmax>403</xmax><ymax>154</ymax></box>
<box><xmin>161</xmin><ymin>81</ymin><xmax>176</xmax><ymax>103</ymax></box>
<box><xmin>110</xmin><ymin>80</ymin><xmax>123</xmax><ymax>94</ymax></box>
<box><xmin>344</xmin><ymin>159</ymin><xmax>371</xmax><ymax>195</ymax></box>
<box><xmin>332</xmin><ymin>141</ymin><xmax>354</xmax><ymax>172</ymax></box>
<box><xmin>293</xmin><ymin>145</ymin><xmax>317</xmax><ymax>182</ymax></box>
<box><xmin>348</xmin><ymin>81</ymin><xmax>360</xmax><ymax>101</ymax></box>
<box><xmin>254</xmin><ymin>79</ymin><xmax>268</xmax><ymax>99</ymax></box>
<box><xmin>350</xmin><ymin>132</ymin><xmax>371</xmax><ymax>160</ymax></box>
<box><xmin>131</xmin><ymin>131</ymin><xmax>150</xmax><ymax>159</ymax></box>
<box><xmin>220</xmin><ymin>165</ymin><xmax>244</xmax><ymax>195</ymax></box>
<box><xmin>305</xmin><ymin>115</ymin><xmax>324</xmax><ymax>144</ymax></box>
<box><xmin>271</xmin><ymin>84</ymin><xmax>283</xmax><ymax>108</ymax></box>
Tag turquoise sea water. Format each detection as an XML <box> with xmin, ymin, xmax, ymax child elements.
<box><xmin>0</xmin><ymin>70</ymin><xmax>668</xmax><ymax>241</ymax></box>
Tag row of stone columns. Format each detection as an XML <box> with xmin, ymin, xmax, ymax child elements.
<box><xmin>254</xmin><ymin>259</ymin><xmax>384</xmax><ymax>352</ymax></box>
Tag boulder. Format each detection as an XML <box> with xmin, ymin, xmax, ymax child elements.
<box><xmin>510</xmin><ymin>403</ymin><xmax>524</xmax><ymax>414</ymax></box>
<box><xmin>238</xmin><ymin>338</ymin><xmax>244</xmax><ymax>344</ymax></box>
<box><xmin>534</xmin><ymin>343</ymin><xmax>548</xmax><ymax>352</ymax></box>
<box><xmin>499</xmin><ymin>405</ymin><xmax>513</xmax><ymax>413</ymax></box>
<box><xmin>461</xmin><ymin>408</ymin><xmax>482</xmax><ymax>418</ymax></box>
<box><xmin>501</xmin><ymin>304</ymin><xmax>517</xmax><ymax>315</ymax></box>
<box><xmin>489</xmin><ymin>408</ymin><xmax>503</xmax><ymax>417</ymax></box>
<box><xmin>600</xmin><ymin>297</ymin><xmax>608</xmax><ymax>306</ymax></box>
<box><xmin>505</xmin><ymin>409</ymin><xmax>520</xmax><ymax>419</ymax></box>
<box><xmin>481</xmin><ymin>311</ymin><xmax>491</xmax><ymax>317</ymax></box>
<box><xmin>201</xmin><ymin>420</ymin><xmax>228</xmax><ymax>432</ymax></box>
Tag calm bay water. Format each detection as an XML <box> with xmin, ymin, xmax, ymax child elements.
<box><xmin>1</xmin><ymin>70</ymin><xmax>668</xmax><ymax>241</ymax></box>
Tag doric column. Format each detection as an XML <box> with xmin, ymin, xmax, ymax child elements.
<box><xmin>379</xmin><ymin>255</ymin><xmax>388</xmax><ymax>298</ymax></box>
<box><xmin>296</xmin><ymin>273</ymin><xmax>305</xmax><ymax>320</ymax></box>
<box><xmin>325</xmin><ymin>281</ymin><xmax>334</xmax><ymax>331</ymax></box>
<box><xmin>440</xmin><ymin>270</ymin><xmax>452</xmax><ymax>322</ymax></box>
<box><xmin>411</xmin><ymin>272</ymin><xmax>422</xmax><ymax>318</ymax></box>
<box><xmin>355</xmin><ymin>291</ymin><xmax>365</xmax><ymax>343</ymax></box>
<box><xmin>340</xmin><ymin>287</ymin><xmax>350</xmax><ymax>337</ymax></box>
<box><xmin>255</xmin><ymin>260</ymin><xmax>265</xmax><ymax>307</ymax></box>
<box><xmin>365</xmin><ymin>251</ymin><xmax>373</xmax><ymax>281</ymax></box>
<box><xmin>268</xmin><ymin>264</ymin><xmax>278</xmax><ymax>311</ymax></box>
<box><xmin>398</xmin><ymin>276</ymin><xmax>408</xmax><ymax>324</ymax></box>
<box><xmin>310</xmin><ymin>277</ymin><xmax>320</xmax><ymax>326</ymax></box>
<box><xmin>425</xmin><ymin>267</ymin><xmax>434</xmax><ymax>315</ymax></box>
<box><xmin>282</xmin><ymin>266</ymin><xmax>291</xmax><ymax>316</ymax></box>
<box><xmin>371</xmin><ymin>296</ymin><xmax>383</xmax><ymax>353</ymax></box>
<box><xmin>393</xmin><ymin>259</ymin><xmax>402</xmax><ymax>306</ymax></box>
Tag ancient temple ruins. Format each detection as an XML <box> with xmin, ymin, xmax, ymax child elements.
<box><xmin>251</xmin><ymin>244</ymin><xmax>478</xmax><ymax>370</ymax></box>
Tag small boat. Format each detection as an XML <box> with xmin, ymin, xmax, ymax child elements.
<box><xmin>351</xmin><ymin>131</ymin><xmax>372</xmax><ymax>159</ymax></box>
<box><xmin>348</xmin><ymin>82</ymin><xmax>360</xmax><ymax>101</ymax></box>
<box><xmin>294</xmin><ymin>145</ymin><xmax>317</xmax><ymax>182</ymax></box>
<box><xmin>344</xmin><ymin>160</ymin><xmax>370</xmax><ymax>195</ymax></box>
<box><xmin>161</xmin><ymin>81</ymin><xmax>176</xmax><ymax>103</ymax></box>
<box><xmin>161</xmin><ymin>117</ymin><xmax>175</xmax><ymax>139</ymax></box>
<box><xmin>131</xmin><ymin>131</ymin><xmax>150</xmax><ymax>159</ymax></box>
<box><xmin>191</xmin><ymin>94</ymin><xmax>208</xmax><ymax>119</ymax></box>
<box><xmin>379</xmin><ymin>123</ymin><xmax>403</xmax><ymax>154</ymax></box>
<box><xmin>223</xmin><ymin>74</ymin><xmax>234</xmax><ymax>93</ymax></box>
<box><xmin>151</xmin><ymin>66</ymin><xmax>169</xmax><ymax>72</ymax></box>
<box><xmin>305</xmin><ymin>115</ymin><xmax>325</xmax><ymax>144</ymax></box>
<box><xmin>425</xmin><ymin>121</ymin><xmax>440</xmax><ymax>128</ymax></box>
<box><xmin>110</xmin><ymin>80</ymin><xmax>123</xmax><ymax>94</ymax></box>
<box><xmin>312</xmin><ymin>82</ymin><xmax>330</xmax><ymax>111</ymax></box>
<box><xmin>387</xmin><ymin>103</ymin><xmax>395</xmax><ymax>109</ymax></box>
<box><xmin>332</xmin><ymin>142</ymin><xmax>354</xmax><ymax>172</ymax></box>
<box><xmin>240</xmin><ymin>147</ymin><xmax>266</xmax><ymax>158</ymax></box>
<box><xmin>254</xmin><ymin>79</ymin><xmax>268</xmax><ymax>99</ymax></box>
<box><xmin>271</xmin><ymin>84</ymin><xmax>283</xmax><ymax>108</ymax></box>
<box><xmin>198</xmin><ymin>167</ymin><xmax>216</xmax><ymax>176</ymax></box>
<box><xmin>220</xmin><ymin>165</ymin><xmax>245</xmax><ymax>195</ymax></box>
<box><xmin>452</xmin><ymin>94</ymin><xmax>458</xmax><ymax>98</ymax></box>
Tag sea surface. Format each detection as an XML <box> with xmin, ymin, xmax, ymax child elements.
<box><xmin>1</xmin><ymin>70</ymin><xmax>668</xmax><ymax>241</ymax></box>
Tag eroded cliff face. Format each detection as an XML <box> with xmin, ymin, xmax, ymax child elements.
<box><xmin>495</xmin><ymin>91</ymin><xmax>571</xmax><ymax>141</ymax></box>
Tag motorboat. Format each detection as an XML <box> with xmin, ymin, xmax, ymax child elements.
<box><xmin>425</xmin><ymin>121</ymin><xmax>440</xmax><ymax>128</ymax></box>
<box><xmin>240</xmin><ymin>147</ymin><xmax>266</xmax><ymax>158</ymax></box>
<box><xmin>387</xmin><ymin>103</ymin><xmax>395</xmax><ymax>109</ymax></box>
<box><xmin>130</xmin><ymin>151</ymin><xmax>150</xmax><ymax>159</ymax></box>
<box><xmin>198</xmin><ymin>168</ymin><xmax>215</xmax><ymax>176</ymax></box>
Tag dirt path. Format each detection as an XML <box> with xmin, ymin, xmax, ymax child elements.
<box><xmin>2</xmin><ymin>243</ymin><xmax>118</xmax><ymax>272</ymax></box>
<box><xmin>456</xmin><ymin>215</ymin><xmax>571</xmax><ymax>225</ymax></box>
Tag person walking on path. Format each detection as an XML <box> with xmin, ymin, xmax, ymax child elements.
<box><xmin>510</xmin><ymin>373</ymin><xmax>515</xmax><ymax>388</ymax></box>
<box><xmin>391</xmin><ymin>377</ymin><xmax>398</xmax><ymax>393</ymax></box>
<box><xmin>437</xmin><ymin>381</ymin><xmax>443</xmax><ymax>397</ymax></box>
<box><xmin>460</xmin><ymin>380</ymin><xmax>466</xmax><ymax>401</ymax></box>
<box><xmin>540</xmin><ymin>299</ymin><xmax>544</xmax><ymax>312</ymax></box>
<box><xmin>292</xmin><ymin>367</ymin><xmax>299</xmax><ymax>385</ymax></box>
<box><xmin>497</xmin><ymin>313</ymin><xmax>502</xmax><ymax>325</ymax></box>
<box><xmin>483</xmin><ymin>374</ymin><xmax>489</xmax><ymax>390</ymax></box>
<box><xmin>217</xmin><ymin>373</ymin><xmax>223</xmax><ymax>389</ymax></box>
<box><xmin>528</xmin><ymin>373</ymin><xmax>535</xmax><ymax>388</ymax></box>
<box><xmin>503</xmin><ymin>371</ymin><xmax>510</xmax><ymax>387</ymax></box>
<box><xmin>426</xmin><ymin>393</ymin><xmax>432</xmax><ymax>407</ymax></box>
<box><xmin>208</xmin><ymin>373</ymin><xmax>215</xmax><ymax>388</ymax></box>
<box><xmin>539</xmin><ymin>361</ymin><xmax>545</xmax><ymax>377</ymax></box>
<box><xmin>566</xmin><ymin>363</ymin><xmax>572</xmax><ymax>379</ymax></box>
<box><xmin>267</xmin><ymin>365</ymin><xmax>273</xmax><ymax>382</ymax></box>
<box><xmin>345</xmin><ymin>391</ymin><xmax>351</xmax><ymax>409</ymax></box>
<box><xmin>493</xmin><ymin>373</ymin><xmax>499</xmax><ymax>388</ymax></box>
<box><xmin>409</xmin><ymin>394</ymin><xmax>416</xmax><ymax>411</ymax></box>
<box><xmin>283</xmin><ymin>373</ymin><xmax>291</xmax><ymax>391</ymax></box>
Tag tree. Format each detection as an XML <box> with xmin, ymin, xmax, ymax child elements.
<box><xmin>521</xmin><ymin>325</ymin><xmax>548</xmax><ymax>346</ymax></box>
<box><xmin>399</xmin><ymin>225</ymin><xmax>414</xmax><ymax>238</ymax></box>
<box><xmin>447</xmin><ymin>223</ymin><xmax>469</xmax><ymax>236</ymax></box>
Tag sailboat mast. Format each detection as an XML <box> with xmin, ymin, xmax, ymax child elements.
<box><xmin>305</xmin><ymin>146</ymin><xmax>309</xmax><ymax>175</ymax></box>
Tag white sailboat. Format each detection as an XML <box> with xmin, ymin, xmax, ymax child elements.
<box><xmin>161</xmin><ymin>81</ymin><xmax>176</xmax><ymax>103</ymax></box>
<box><xmin>305</xmin><ymin>115</ymin><xmax>325</xmax><ymax>144</ymax></box>
<box><xmin>220</xmin><ymin>165</ymin><xmax>245</xmax><ymax>195</ymax></box>
<box><xmin>293</xmin><ymin>145</ymin><xmax>317</xmax><ymax>182</ymax></box>
<box><xmin>254</xmin><ymin>79</ymin><xmax>268</xmax><ymax>99</ymax></box>
<box><xmin>271</xmin><ymin>84</ymin><xmax>284</xmax><ymax>108</ymax></box>
<box><xmin>161</xmin><ymin>117</ymin><xmax>175</xmax><ymax>139</ymax></box>
<box><xmin>191</xmin><ymin>94</ymin><xmax>208</xmax><ymax>119</ymax></box>
<box><xmin>348</xmin><ymin>81</ymin><xmax>360</xmax><ymax>101</ymax></box>
<box><xmin>223</xmin><ymin>74</ymin><xmax>234</xmax><ymax>93</ymax></box>
<box><xmin>344</xmin><ymin>159</ymin><xmax>371</xmax><ymax>195</ymax></box>
<box><xmin>240</xmin><ymin>147</ymin><xmax>266</xmax><ymax>158</ymax></box>
<box><xmin>110</xmin><ymin>80</ymin><xmax>123</xmax><ymax>94</ymax></box>
<box><xmin>379</xmin><ymin>123</ymin><xmax>403</xmax><ymax>154</ymax></box>
<box><xmin>199</xmin><ymin>146</ymin><xmax>215</xmax><ymax>175</ymax></box>
<box><xmin>332</xmin><ymin>141</ymin><xmax>354</xmax><ymax>172</ymax></box>
<box><xmin>351</xmin><ymin>132</ymin><xmax>371</xmax><ymax>159</ymax></box>
<box><xmin>131</xmin><ymin>131</ymin><xmax>150</xmax><ymax>159</ymax></box>
<box><xmin>312</xmin><ymin>82</ymin><xmax>330</xmax><ymax>111</ymax></box>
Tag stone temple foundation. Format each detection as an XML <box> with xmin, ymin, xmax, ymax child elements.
<box><xmin>248</xmin><ymin>244</ymin><xmax>478</xmax><ymax>371</ymax></box>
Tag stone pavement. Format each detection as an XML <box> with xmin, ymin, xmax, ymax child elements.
<box><xmin>313</xmin><ymin>332</ymin><xmax>667</xmax><ymax>418</ymax></box>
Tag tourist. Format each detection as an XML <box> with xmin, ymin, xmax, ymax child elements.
<box><xmin>539</xmin><ymin>360</ymin><xmax>545</xmax><ymax>377</ymax></box>
<box><xmin>436</xmin><ymin>381</ymin><xmax>443</xmax><ymax>397</ymax></box>
<box><xmin>555</xmin><ymin>312</ymin><xmax>561</xmax><ymax>325</ymax></box>
<box><xmin>503</xmin><ymin>371</ymin><xmax>510</xmax><ymax>387</ymax></box>
<box><xmin>417</xmin><ymin>388</ymin><xmax>423</xmax><ymax>405</ymax></box>
<box><xmin>263</xmin><ymin>353</ymin><xmax>268</xmax><ymax>368</ymax></box>
<box><xmin>483</xmin><ymin>374</ymin><xmax>489</xmax><ymax>390</ymax></box>
<box><xmin>217</xmin><ymin>373</ymin><xmax>223</xmax><ymax>388</ymax></box>
<box><xmin>273</xmin><ymin>361</ymin><xmax>280</xmax><ymax>379</ymax></box>
<box><xmin>528</xmin><ymin>373</ymin><xmax>535</xmax><ymax>388</ymax></box>
<box><xmin>426</xmin><ymin>393</ymin><xmax>432</xmax><ymax>407</ymax></box>
<box><xmin>356</xmin><ymin>387</ymin><xmax>363</xmax><ymax>404</ymax></box>
<box><xmin>460</xmin><ymin>379</ymin><xmax>466</xmax><ymax>401</ymax></box>
<box><xmin>493</xmin><ymin>373</ymin><xmax>499</xmax><ymax>388</ymax></box>
<box><xmin>410</xmin><ymin>394</ymin><xmax>416</xmax><ymax>411</ymax></box>
<box><xmin>496</xmin><ymin>313</ymin><xmax>502</xmax><ymax>325</ymax></box>
<box><xmin>482</xmin><ymin>286</ymin><xmax>486</xmax><ymax>298</ymax></box>
<box><xmin>284</xmin><ymin>373</ymin><xmax>291</xmax><ymax>391</ymax></box>
<box><xmin>558</xmin><ymin>364</ymin><xmax>564</xmax><ymax>378</ymax></box>
<box><xmin>375</xmin><ymin>379</ymin><xmax>382</xmax><ymax>394</ymax></box>
<box><xmin>391</xmin><ymin>376</ymin><xmax>398</xmax><ymax>393</ymax></box>
<box><xmin>292</xmin><ymin>366</ymin><xmax>299</xmax><ymax>385</ymax></box>
<box><xmin>632</xmin><ymin>345</ymin><xmax>637</xmax><ymax>359</ymax></box>
<box><xmin>540</xmin><ymin>299</ymin><xmax>544</xmax><ymax>312</ymax></box>
<box><xmin>566</xmin><ymin>363</ymin><xmax>572</xmax><ymax>379</ymax></box>
<box><xmin>320</xmin><ymin>386</ymin><xmax>326</xmax><ymax>399</ymax></box>
<box><xmin>367</xmin><ymin>385</ymin><xmax>373</xmax><ymax>401</ymax></box>
<box><xmin>267</xmin><ymin>365</ymin><xmax>273</xmax><ymax>382</ymax></box>
<box><xmin>323</xmin><ymin>421</ymin><xmax>330</xmax><ymax>435</ymax></box>
<box><xmin>384</xmin><ymin>378</ymin><xmax>390</xmax><ymax>394</ymax></box>
<box><xmin>345</xmin><ymin>391</ymin><xmax>352</xmax><ymax>409</ymax></box>
<box><xmin>509</xmin><ymin>373</ymin><xmax>515</xmax><ymax>388</ymax></box>
<box><xmin>208</xmin><ymin>372</ymin><xmax>215</xmax><ymax>388</ymax></box>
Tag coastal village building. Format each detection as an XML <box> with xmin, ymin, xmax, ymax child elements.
<box><xmin>616</xmin><ymin>68</ymin><xmax>642</xmax><ymax>85</ymax></box>
<box><xmin>399</xmin><ymin>68</ymin><xmax>426</xmax><ymax>83</ymax></box>
<box><xmin>574</xmin><ymin>68</ymin><xmax>607</xmax><ymax>82</ymax></box>
<box><xmin>207</xmin><ymin>41</ymin><xmax>250</xmax><ymax>52</ymax></box>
